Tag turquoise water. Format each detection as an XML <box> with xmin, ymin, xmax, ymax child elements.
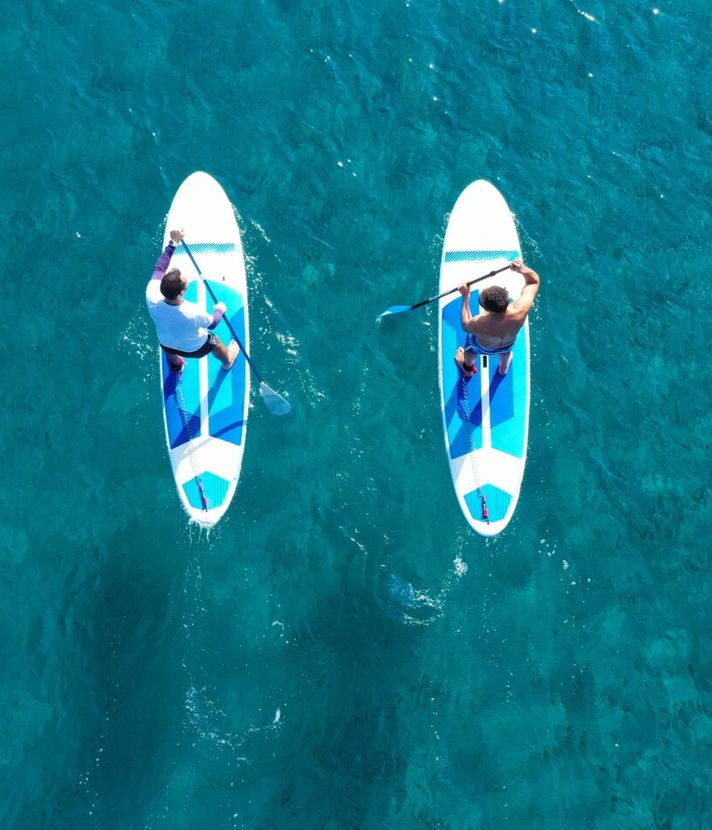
<box><xmin>2</xmin><ymin>0</ymin><xmax>711</xmax><ymax>827</ymax></box>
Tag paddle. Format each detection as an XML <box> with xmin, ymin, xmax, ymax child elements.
<box><xmin>180</xmin><ymin>240</ymin><xmax>292</xmax><ymax>416</ymax></box>
<box><xmin>376</xmin><ymin>264</ymin><xmax>513</xmax><ymax>320</ymax></box>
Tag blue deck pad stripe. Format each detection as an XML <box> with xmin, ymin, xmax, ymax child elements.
<box><xmin>442</xmin><ymin>296</ymin><xmax>483</xmax><ymax>459</ymax></box>
<box><xmin>170</xmin><ymin>242</ymin><xmax>237</xmax><ymax>257</ymax></box>
<box><xmin>184</xmin><ymin>281</ymin><xmax>199</xmax><ymax>303</ymax></box>
<box><xmin>183</xmin><ymin>471</ymin><xmax>230</xmax><ymax>510</ymax></box>
<box><xmin>206</xmin><ymin>281</ymin><xmax>247</xmax><ymax>446</ymax></box>
<box><xmin>488</xmin><ymin>329</ymin><xmax>527</xmax><ymax>459</ymax></box>
<box><xmin>162</xmin><ymin>279</ymin><xmax>201</xmax><ymax>449</ymax></box>
<box><xmin>162</xmin><ymin>353</ymin><xmax>201</xmax><ymax>448</ymax></box>
<box><xmin>464</xmin><ymin>483</ymin><xmax>512</xmax><ymax>524</ymax></box>
<box><xmin>444</xmin><ymin>249</ymin><xmax>519</xmax><ymax>263</ymax></box>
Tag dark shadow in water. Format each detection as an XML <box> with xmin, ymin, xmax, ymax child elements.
<box><xmin>49</xmin><ymin>518</ymin><xmax>186</xmax><ymax>828</ymax></box>
<box><xmin>261</xmin><ymin>579</ymin><xmax>425</xmax><ymax>829</ymax></box>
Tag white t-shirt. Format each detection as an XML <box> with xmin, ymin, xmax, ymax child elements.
<box><xmin>146</xmin><ymin>280</ymin><xmax>213</xmax><ymax>352</ymax></box>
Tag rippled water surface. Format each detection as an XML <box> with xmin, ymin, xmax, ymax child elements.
<box><xmin>1</xmin><ymin>0</ymin><xmax>711</xmax><ymax>827</ymax></box>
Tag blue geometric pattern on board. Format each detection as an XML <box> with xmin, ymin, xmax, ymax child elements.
<box><xmin>206</xmin><ymin>281</ymin><xmax>247</xmax><ymax>446</ymax></box>
<box><xmin>161</xmin><ymin>279</ymin><xmax>249</xmax><ymax>449</ymax></box>
<box><xmin>162</xmin><ymin>279</ymin><xmax>202</xmax><ymax>450</ymax></box>
<box><xmin>488</xmin><ymin>331</ymin><xmax>527</xmax><ymax>459</ymax></box>
<box><xmin>442</xmin><ymin>295</ymin><xmax>482</xmax><ymax>459</ymax></box>
<box><xmin>464</xmin><ymin>483</ymin><xmax>512</xmax><ymax>525</ymax></box>
<box><xmin>183</xmin><ymin>470</ymin><xmax>230</xmax><ymax>510</ymax></box>
<box><xmin>444</xmin><ymin>249</ymin><xmax>519</xmax><ymax>263</ymax></box>
<box><xmin>441</xmin><ymin>290</ymin><xmax>528</xmax><ymax>462</ymax></box>
<box><xmin>183</xmin><ymin>281</ymin><xmax>199</xmax><ymax>302</ymax></box>
<box><xmin>162</xmin><ymin>352</ymin><xmax>201</xmax><ymax>449</ymax></box>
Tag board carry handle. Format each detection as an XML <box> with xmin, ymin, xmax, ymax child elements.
<box><xmin>180</xmin><ymin>240</ymin><xmax>292</xmax><ymax>416</ymax></box>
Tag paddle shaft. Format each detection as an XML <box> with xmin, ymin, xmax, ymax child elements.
<box><xmin>411</xmin><ymin>263</ymin><xmax>512</xmax><ymax>311</ymax></box>
<box><xmin>180</xmin><ymin>240</ymin><xmax>263</xmax><ymax>384</ymax></box>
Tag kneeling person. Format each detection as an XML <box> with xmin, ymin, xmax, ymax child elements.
<box><xmin>146</xmin><ymin>229</ymin><xmax>238</xmax><ymax>372</ymax></box>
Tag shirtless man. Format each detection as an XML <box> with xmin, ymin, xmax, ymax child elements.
<box><xmin>146</xmin><ymin>228</ymin><xmax>238</xmax><ymax>373</ymax></box>
<box><xmin>454</xmin><ymin>258</ymin><xmax>540</xmax><ymax>378</ymax></box>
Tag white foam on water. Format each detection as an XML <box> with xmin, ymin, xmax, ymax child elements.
<box><xmin>567</xmin><ymin>0</ymin><xmax>598</xmax><ymax>22</ymax></box>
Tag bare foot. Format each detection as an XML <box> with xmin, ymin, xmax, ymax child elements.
<box><xmin>497</xmin><ymin>352</ymin><xmax>513</xmax><ymax>376</ymax></box>
<box><xmin>222</xmin><ymin>340</ymin><xmax>239</xmax><ymax>370</ymax></box>
<box><xmin>454</xmin><ymin>346</ymin><xmax>477</xmax><ymax>379</ymax></box>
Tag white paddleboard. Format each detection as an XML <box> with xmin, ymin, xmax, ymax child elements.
<box><xmin>158</xmin><ymin>172</ymin><xmax>250</xmax><ymax>527</ymax></box>
<box><xmin>438</xmin><ymin>180</ymin><xmax>530</xmax><ymax>536</ymax></box>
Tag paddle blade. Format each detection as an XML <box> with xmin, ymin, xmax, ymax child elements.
<box><xmin>259</xmin><ymin>381</ymin><xmax>292</xmax><ymax>416</ymax></box>
<box><xmin>376</xmin><ymin>305</ymin><xmax>411</xmax><ymax>320</ymax></box>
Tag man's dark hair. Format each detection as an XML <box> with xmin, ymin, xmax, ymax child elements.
<box><xmin>479</xmin><ymin>286</ymin><xmax>509</xmax><ymax>313</ymax></box>
<box><xmin>160</xmin><ymin>269</ymin><xmax>185</xmax><ymax>300</ymax></box>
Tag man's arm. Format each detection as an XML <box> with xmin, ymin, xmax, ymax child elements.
<box><xmin>208</xmin><ymin>302</ymin><xmax>226</xmax><ymax>329</ymax></box>
<box><xmin>459</xmin><ymin>284</ymin><xmax>479</xmax><ymax>333</ymax></box>
<box><xmin>150</xmin><ymin>243</ymin><xmax>175</xmax><ymax>281</ymax></box>
<box><xmin>150</xmin><ymin>229</ymin><xmax>185</xmax><ymax>281</ymax></box>
<box><xmin>510</xmin><ymin>258</ymin><xmax>540</xmax><ymax>316</ymax></box>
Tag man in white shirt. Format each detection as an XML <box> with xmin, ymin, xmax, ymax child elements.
<box><xmin>146</xmin><ymin>229</ymin><xmax>238</xmax><ymax>372</ymax></box>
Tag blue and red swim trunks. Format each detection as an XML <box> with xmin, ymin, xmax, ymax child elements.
<box><xmin>464</xmin><ymin>332</ymin><xmax>516</xmax><ymax>356</ymax></box>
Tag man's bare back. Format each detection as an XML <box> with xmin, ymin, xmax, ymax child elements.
<box><xmin>455</xmin><ymin>258</ymin><xmax>541</xmax><ymax>377</ymax></box>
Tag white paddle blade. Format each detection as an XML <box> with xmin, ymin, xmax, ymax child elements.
<box><xmin>259</xmin><ymin>381</ymin><xmax>292</xmax><ymax>416</ymax></box>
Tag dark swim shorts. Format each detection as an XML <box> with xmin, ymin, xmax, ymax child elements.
<box><xmin>161</xmin><ymin>332</ymin><xmax>218</xmax><ymax>358</ymax></box>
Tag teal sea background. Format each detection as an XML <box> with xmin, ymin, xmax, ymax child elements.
<box><xmin>2</xmin><ymin>0</ymin><xmax>711</xmax><ymax>827</ymax></box>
